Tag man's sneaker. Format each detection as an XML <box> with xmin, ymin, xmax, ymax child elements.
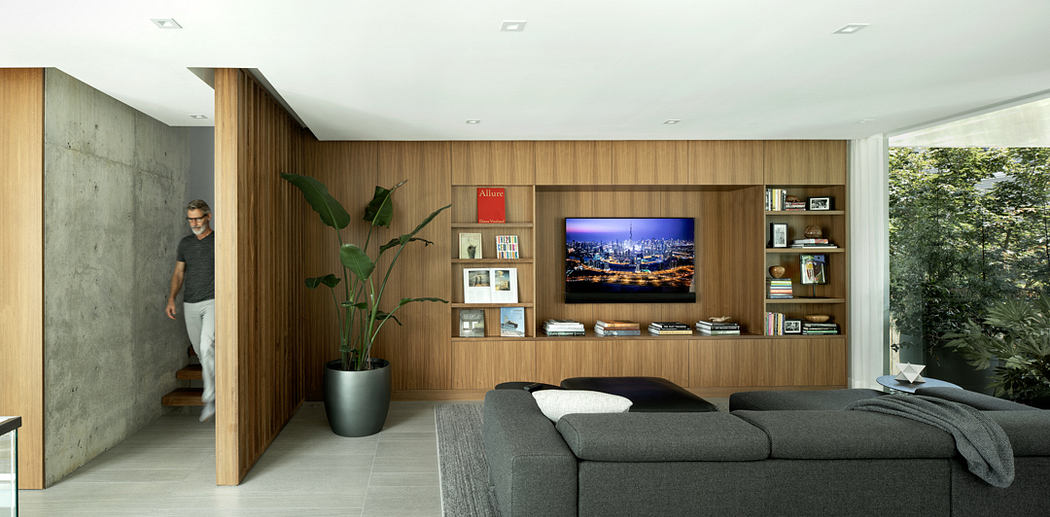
<box><xmin>199</xmin><ymin>401</ymin><xmax>215</xmax><ymax>423</ymax></box>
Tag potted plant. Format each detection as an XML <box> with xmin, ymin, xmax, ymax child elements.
<box><xmin>945</xmin><ymin>294</ymin><xmax>1050</xmax><ymax>408</ymax></box>
<box><xmin>282</xmin><ymin>173</ymin><xmax>450</xmax><ymax>436</ymax></box>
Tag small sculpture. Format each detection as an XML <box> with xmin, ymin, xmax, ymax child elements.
<box><xmin>895</xmin><ymin>363</ymin><xmax>926</xmax><ymax>384</ymax></box>
<box><xmin>768</xmin><ymin>265</ymin><xmax>786</xmax><ymax>278</ymax></box>
<box><xmin>804</xmin><ymin>225</ymin><xmax>823</xmax><ymax>239</ymax></box>
<box><xmin>709</xmin><ymin>316</ymin><xmax>735</xmax><ymax>323</ymax></box>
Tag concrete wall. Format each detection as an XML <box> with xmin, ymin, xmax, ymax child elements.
<box><xmin>42</xmin><ymin>69</ymin><xmax>193</xmax><ymax>485</ymax></box>
<box><xmin>187</xmin><ymin>127</ymin><xmax>216</xmax><ymax>228</ymax></box>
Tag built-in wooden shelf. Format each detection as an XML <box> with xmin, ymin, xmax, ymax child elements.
<box><xmin>765</xmin><ymin>248</ymin><xmax>845</xmax><ymax>253</ymax></box>
<box><xmin>451</xmin><ymin>222</ymin><xmax>534</xmax><ymax>229</ymax></box>
<box><xmin>450</xmin><ymin>302</ymin><xmax>535</xmax><ymax>309</ymax></box>
<box><xmin>765</xmin><ymin>298</ymin><xmax>847</xmax><ymax>304</ymax></box>
<box><xmin>451</xmin><ymin>258</ymin><xmax>534</xmax><ymax>264</ymax></box>
<box><xmin>765</xmin><ymin>210</ymin><xmax>845</xmax><ymax>216</ymax></box>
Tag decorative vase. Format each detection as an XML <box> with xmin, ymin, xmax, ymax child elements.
<box><xmin>323</xmin><ymin>358</ymin><xmax>391</xmax><ymax>437</ymax></box>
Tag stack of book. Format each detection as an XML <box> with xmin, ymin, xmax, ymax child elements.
<box><xmin>594</xmin><ymin>320</ymin><xmax>641</xmax><ymax>336</ymax></box>
<box><xmin>648</xmin><ymin>321</ymin><xmax>692</xmax><ymax>335</ymax></box>
<box><xmin>768</xmin><ymin>279</ymin><xmax>793</xmax><ymax>299</ymax></box>
<box><xmin>695</xmin><ymin>320</ymin><xmax>741</xmax><ymax>335</ymax></box>
<box><xmin>784</xmin><ymin>200</ymin><xmax>807</xmax><ymax>211</ymax></box>
<box><xmin>802</xmin><ymin>322</ymin><xmax>840</xmax><ymax>335</ymax></box>
<box><xmin>765</xmin><ymin>312</ymin><xmax>786</xmax><ymax>335</ymax></box>
<box><xmin>543</xmin><ymin>319</ymin><xmax>585</xmax><ymax>336</ymax></box>
<box><xmin>790</xmin><ymin>239</ymin><xmax>838</xmax><ymax>249</ymax></box>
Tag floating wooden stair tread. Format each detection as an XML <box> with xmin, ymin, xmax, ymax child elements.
<box><xmin>176</xmin><ymin>364</ymin><xmax>202</xmax><ymax>380</ymax></box>
<box><xmin>162</xmin><ymin>388</ymin><xmax>204</xmax><ymax>406</ymax></box>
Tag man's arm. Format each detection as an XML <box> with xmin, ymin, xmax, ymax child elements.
<box><xmin>166</xmin><ymin>261</ymin><xmax>186</xmax><ymax>319</ymax></box>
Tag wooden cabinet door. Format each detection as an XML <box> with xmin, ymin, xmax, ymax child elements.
<box><xmin>610</xmin><ymin>141</ymin><xmax>689</xmax><ymax>185</ymax></box>
<box><xmin>764</xmin><ymin>140</ymin><xmax>846</xmax><ymax>185</ymax></box>
<box><xmin>689</xmin><ymin>140</ymin><xmax>764</xmax><ymax>185</ymax></box>
<box><xmin>451</xmin><ymin>141</ymin><xmax>535</xmax><ymax>185</ymax></box>
<box><xmin>535</xmin><ymin>141</ymin><xmax>613</xmax><ymax>185</ymax></box>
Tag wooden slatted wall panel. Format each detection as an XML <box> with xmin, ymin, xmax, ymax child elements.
<box><xmin>0</xmin><ymin>68</ymin><xmax>45</xmax><ymax>489</ymax></box>
<box><xmin>214</xmin><ymin>69</ymin><xmax>305</xmax><ymax>485</ymax></box>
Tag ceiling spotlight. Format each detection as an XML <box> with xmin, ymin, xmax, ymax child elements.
<box><xmin>663</xmin><ymin>119</ymin><xmax>681</xmax><ymax>125</ymax></box>
<box><xmin>465</xmin><ymin>119</ymin><xmax>481</xmax><ymax>124</ymax></box>
<box><xmin>833</xmin><ymin>23</ymin><xmax>869</xmax><ymax>34</ymax></box>
<box><xmin>500</xmin><ymin>20</ymin><xmax>527</xmax><ymax>32</ymax></box>
<box><xmin>189</xmin><ymin>114</ymin><xmax>208</xmax><ymax>120</ymax></box>
<box><xmin>151</xmin><ymin>18</ymin><xmax>182</xmax><ymax>29</ymax></box>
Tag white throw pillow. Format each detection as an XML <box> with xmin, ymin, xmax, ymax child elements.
<box><xmin>532</xmin><ymin>390</ymin><xmax>633</xmax><ymax>422</ymax></box>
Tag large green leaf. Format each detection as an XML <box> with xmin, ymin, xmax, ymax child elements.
<box><xmin>281</xmin><ymin>173</ymin><xmax>351</xmax><ymax>229</ymax></box>
<box><xmin>305</xmin><ymin>274</ymin><xmax>341</xmax><ymax>289</ymax></box>
<box><xmin>340</xmin><ymin>244</ymin><xmax>375</xmax><ymax>280</ymax></box>
<box><xmin>379</xmin><ymin>236</ymin><xmax>435</xmax><ymax>254</ymax></box>
<box><xmin>396</xmin><ymin>296</ymin><xmax>448</xmax><ymax>308</ymax></box>
<box><xmin>364</xmin><ymin>180</ymin><xmax>406</xmax><ymax>227</ymax></box>
<box><xmin>407</xmin><ymin>204</ymin><xmax>452</xmax><ymax>239</ymax></box>
<box><xmin>375</xmin><ymin>311</ymin><xmax>403</xmax><ymax>326</ymax></box>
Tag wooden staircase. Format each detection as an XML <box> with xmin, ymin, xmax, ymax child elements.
<box><xmin>162</xmin><ymin>346</ymin><xmax>204</xmax><ymax>407</ymax></box>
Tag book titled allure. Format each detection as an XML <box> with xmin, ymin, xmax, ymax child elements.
<box><xmin>477</xmin><ymin>188</ymin><xmax>506</xmax><ymax>223</ymax></box>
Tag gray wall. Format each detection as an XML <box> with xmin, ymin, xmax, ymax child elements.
<box><xmin>42</xmin><ymin>69</ymin><xmax>194</xmax><ymax>485</ymax></box>
<box><xmin>187</xmin><ymin>127</ymin><xmax>216</xmax><ymax>229</ymax></box>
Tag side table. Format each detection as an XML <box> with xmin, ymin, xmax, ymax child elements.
<box><xmin>876</xmin><ymin>375</ymin><xmax>961</xmax><ymax>394</ymax></box>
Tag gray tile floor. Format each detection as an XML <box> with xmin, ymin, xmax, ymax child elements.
<box><xmin>19</xmin><ymin>401</ymin><xmax>442</xmax><ymax>517</ymax></box>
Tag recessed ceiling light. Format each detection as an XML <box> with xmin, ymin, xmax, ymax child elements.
<box><xmin>465</xmin><ymin>119</ymin><xmax>481</xmax><ymax>125</ymax></box>
<box><xmin>833</xmin><ymin>23</ymin><xmax>869</xmax><ymax>34</ymax></box>
<box><xmin>663</xmin><ymin>119</ymin><xmax>681</xmax><ymax>125</ymax></box>
<box><xmin>500</xmin><ymin>20</ymin><xmax>527</xmax><ymax>32</ymax></box>
<box><xmin>151</xmin><ymin>18</ymin><xmax>182</xmax><ymax>29</ymax></box>
<box><xmin>189</xmin><ymin>114</ymin><xmax>208</xmax><ymax>120</ymax></box>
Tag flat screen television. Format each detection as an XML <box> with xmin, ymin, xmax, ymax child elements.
<box><xmin>565</xmin><ymin>217</ymin><xmax>695</xmax><ymax>303</ymax></box>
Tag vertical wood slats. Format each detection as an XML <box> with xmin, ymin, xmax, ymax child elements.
<box><xmin>0</xmin><ymin>68</ymin><xmax>45</xmax><ymax>489</ymax></box>
<box><xmin>214</xmin><ymin>69</ymin><xmax>304</xmax><ymax>485</ymax></box>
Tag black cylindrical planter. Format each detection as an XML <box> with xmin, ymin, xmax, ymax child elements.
<box><xmin>323</xmin><ymin>358</ymin><xmax>391</xmax><ymax>437</ymax></box>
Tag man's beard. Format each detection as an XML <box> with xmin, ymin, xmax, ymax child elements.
<box><xmin>192</xmin><ymin>226</ymin><xmax>205</xmax><ymax>235</ymax></box>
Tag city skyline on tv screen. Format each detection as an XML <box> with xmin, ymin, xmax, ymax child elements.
<box><xmin>565</xmin><ymin>217</ymin><xmax>695</xmax><ymax>303</ymax></box>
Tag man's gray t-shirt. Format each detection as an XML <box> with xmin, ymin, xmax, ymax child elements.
<box><xmin>177</xmin><ymin>233</ymin><xmax>215</xmax><ymax>303</ymax></box>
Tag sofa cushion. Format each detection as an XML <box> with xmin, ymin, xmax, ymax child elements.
<box><xmin>533</xmin><ymin>390</ymin><xmax>632</xmax><ymax>422</ymax></box>
<box><xmin>734</xmin><ymin>410</ymin><xmax>956</xmax><ymax>459</ymax></box>
<box><xmin>556</xmin><ymin>412</ymin><xmax>769</xmax><ymax>462</ymax></box>
<box><xmin>730</xmin><ymin>389</ymin><xmax>886</xmax><ymax>411</ymax></box>
<box><xmin>986</xmin><ymin>410</ymin><xmax>1050</xmax><ymax>456</ymax></box>
<box><xmin>915</xmin><ymin>387</ymin><xmax>1038</xmax><ymax>411</ymax></box>
<box><xmin>560</xmin><ymin>376</ymin><xmax>717</xmax><ymax>412</ymax></box>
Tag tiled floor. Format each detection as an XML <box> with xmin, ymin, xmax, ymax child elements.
<box><xmin>19</xmin><ymin>401</ymin><xmax>442</xmax><ymax>517</ymax></box>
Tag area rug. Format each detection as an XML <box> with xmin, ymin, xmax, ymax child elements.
<box><xmin>435</xmin><ymin>402</ymin><xmax>500</xmax><ymax>517</ymax></box>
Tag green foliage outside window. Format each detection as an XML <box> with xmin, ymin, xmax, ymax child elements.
<box><xmin>889</xmin><ymin>147</ymin><xmax>1050</xmax><ymax>363</ymax></box>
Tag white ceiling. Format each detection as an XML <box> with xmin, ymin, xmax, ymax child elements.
<box><xmin>4</xmin><ymin>0</ymin><xmax>1050</xmax><ymax>141</ymax></box>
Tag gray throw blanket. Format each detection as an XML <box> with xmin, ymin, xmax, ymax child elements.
<box><xmin>847</xmin><ymin>394</ymin><xmax>1014</xmax><ymax>488</ymax></box>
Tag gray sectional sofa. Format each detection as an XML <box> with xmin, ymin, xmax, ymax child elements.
<box><xmin>483</xmin><ymin>388</ymin><xmax>1050</xmax><ymax>517</ymax></box>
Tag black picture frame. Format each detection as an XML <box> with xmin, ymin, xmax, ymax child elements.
<box><xmin>783</xmin><ymin>319</ymin><xmax>802</xmax><ymax>334</ymax></box>
<box><xmin>769</xmin><ymin>223</ymin><xmax>788</xmax><ymax>248</ymax></box>
<box><xmin>807</xmin><ymin>196</ymin><xmax>833</xmax><ymax>211</ymax></box>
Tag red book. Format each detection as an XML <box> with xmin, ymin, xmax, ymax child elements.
<box><xmin>477</xmin><ymin>188</ymin><xmax>506</xmax><ymax>223</ymax></box>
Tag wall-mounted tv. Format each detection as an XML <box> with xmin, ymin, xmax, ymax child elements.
<box><xmin>565</xmin><ymin>217</ymin><xmax>695</xmax><ymax>303</ymax></box>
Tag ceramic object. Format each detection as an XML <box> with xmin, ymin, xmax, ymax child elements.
<box><xmin>768</xmin><ymin>265</ymin><xmax>787</xmax><ymax>278</ymax></box>
<box><xmin>804</xmin><ymin>314</ymin><xmax>831</xmax><ymax>323</ymax></box>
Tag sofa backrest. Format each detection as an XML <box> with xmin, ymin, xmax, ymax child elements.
<box><xmin>733</xmin><ymin>410</ymin><xmax>957</xmax><ymax>459</ymax></box>
<box><xmin>915</xmin><ymin>387</ymin><xmax>1038</xmax><ymax>411</ymax></box>
<box><xmin>556</xmin><ymin>412</ymin><xmax>769</xmax><ymax>461</ymax></box>
<box><xmin>984</xmin><ymin>410</ymin><xmax>1050</xmax><ymax>456</ymax></box>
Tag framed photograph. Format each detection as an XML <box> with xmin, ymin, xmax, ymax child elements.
<box><xmin>807</xmin><ymin>196</ymin><xmax>833</xmax><ymax>211</ymax></box>
<box><xmin>799</xmin><ymin>254</ymin><xmax>828</xmax><ymax>285</ymax></box>
<box><xmin>490</xmin><ymin>268</ymin><xmax>519</xmax><ymax>304</ymax></box>
<box><xmin>458</xmin><ymin>309</ymin><xmax>485</xmax><ymax>337</ymax></box>
<box><xmin>459</xmin><ymin>232</ymin><xmax>483</xmax><ymax>259</ymax></box>
<box><xmin>769</xmin><ymin>223</ymin><xmax>788</xmax><ymax>248</ymax></box>
<box><xmin>499</xmin><ymin>307</ymin><xmax>526</xmax><ymax>337</ymax></box>
<box><xmin>783</xmin><ymin>319</ymin><xmax>802</xmax><ymax>334</ymax></box>
<box><xmin>463</xmin><ymin>268</ymin><xmax>492</xmax><ymax>303</ymax></box>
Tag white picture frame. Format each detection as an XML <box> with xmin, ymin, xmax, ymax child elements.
<box><xmin>463</xmin><ymin>268</ymin><xmax>492</xmax><ymax>303</ymax></box>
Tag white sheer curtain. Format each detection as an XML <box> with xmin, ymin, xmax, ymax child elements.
<box><xmin>848</xmin><ymin>135</ymin><xmax>889</xmax><ymax>389</ymax></box>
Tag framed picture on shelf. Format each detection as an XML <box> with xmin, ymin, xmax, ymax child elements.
<box><xmin>491</xmin><ymin>268</ymin><xmax>519</xmax><ymax>304</ymax></box>
<box><xmin>769</xmin><ymin>223</ymin><xmax>788</xmax><ymax>248</ymax></box>
<box><xmin>463</xmin><ymin>268</ymin><xmax>492</xmax><ymax>303</ymax></box>
<box><xmin>458</xmin><ymin>309</ymin><xmax>485</xmax><ymax>337</ymax></box>
<box><xmin>799</xmin><ymin>254</ymin><xmax>828</xmax><ymax>285</ymax></box>
<box><xmin>459</xmin><ymin>232</ymin><xmax>482</xmax><ymax>259</ymax></box>
<box><xmin>783</xmin><ymin>319</ymin><xmax>802</xmax><ymax>334</ymax></box>
<box><xmin>807</xmin><ymin>196</ymin><xmax>833</xmax><ymax>211</ymax></box>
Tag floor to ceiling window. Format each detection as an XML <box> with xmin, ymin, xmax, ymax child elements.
<box><xmin>888</xmin><ymin>147</ymin><xmax>1050</xmax><ymax>395</ymax></box>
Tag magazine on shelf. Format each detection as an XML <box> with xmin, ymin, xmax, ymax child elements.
<box><xmin>500</xmin><ymin>307</ymin><xmax>526</xmax><ymax>337</ymax></box>
<box><xmin>477</xmin><ymin>187</ymin><xmax>506</xmax><ymax>223</ymax></box>
<box><xmin>490</xmin><ymin>268</ymin><xmax>519</xmax><ymax>304</ymax></box>
<box><xmin>458</xmin><ymin>309</ymin><xmax>485</xmax><ymax>337</ymax></box>
<box><xmin>463</xmin><ymin>268</ymin><xmax>492</xmax><ymax>303</ymax></box>
<box><xmin>458</xmin><ymin>232</ymin><xmax>483</xmax><ymax>259</ymax></box>
<box><xmin>496</xmin><ymin>235</ymin><xmax>520</xmax><ymax>259</ymax></box>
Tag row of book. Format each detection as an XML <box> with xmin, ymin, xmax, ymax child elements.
<box><xmin>768</xmin><ymin>279</ymin><xmax>793</xmax><ymax>298</ymax></box>
<box><xmin>765</xmin><ymin>188</ymin><xmax>806</xmax><ymax>211</ymax></box>
<box><xmin>765</xmin><ymin>312</ymin><xmax>841</xmax><ymax>335</ymax></box>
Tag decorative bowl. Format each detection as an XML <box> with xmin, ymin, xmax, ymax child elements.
<box><xmin>768</xmin><ymin>265</ymin><xmax>787</xmax><ymax>278</ymax></box>
<box><xmin>804</xmin><ymin>314</ymin><xmax>830</xmax><ymax>323</ymax></box>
